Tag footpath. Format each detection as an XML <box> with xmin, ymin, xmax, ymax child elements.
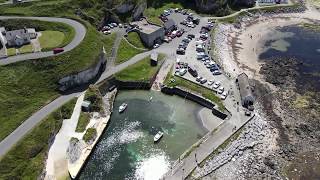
<box><xmin>163</xmin><ymin>105</ymin><xmax>254</xmax><ymax>179</ymax></box>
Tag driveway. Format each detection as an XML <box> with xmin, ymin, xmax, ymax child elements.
<box><xmin>0</xmin><ymin>16</ymin><xmax>86</xmax><ymax>65</ymax></box>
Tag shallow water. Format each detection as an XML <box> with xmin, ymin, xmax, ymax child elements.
<box><xmin>79</xmin><ymin>90</ymin><xmax>207</xmax><ymax>180</ymax></box>
<box><xmin>259</xmin><ymin>25</ymin><xmax>320</xmax><ymax>74</ymax></box>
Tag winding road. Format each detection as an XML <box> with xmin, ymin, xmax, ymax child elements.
<box><xmin>0</xmin><ymin>16</ymin><xmax>86</xmax><ymax>65</ymax></box>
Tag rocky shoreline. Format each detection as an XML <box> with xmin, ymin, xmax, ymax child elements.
<box><xmin>195</xmin><ymin>2</ymin><xmax>320</xmax><ymax>179</ymax></box>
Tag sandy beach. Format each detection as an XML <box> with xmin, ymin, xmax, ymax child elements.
<box><xmin>213</xmin><ymin>6</ymin><xmax>320</xmax><ymax>82</ymax></box>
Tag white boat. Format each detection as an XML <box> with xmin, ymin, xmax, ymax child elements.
<box><xmin>119</xmin><ymin>103</ymin><xmax>127</xmax><ymax>113</ymax></box>
<box><xmin>153</xmin><ymin>131</ymin><xmax>164</xmax><ymax>143</ymax></box>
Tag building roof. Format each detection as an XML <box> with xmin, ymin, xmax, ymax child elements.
<box><xmin>131</xmin><ymin>19</ymin><xmax>163</xmax><ymax>34</ymax></box>
<box><xmin>237</xmin><ymin>73</ymin><xmax>253</xmax><ymax>100</ymax></box>
<box><xmin>82</xmin><ymin>100</ymin><xmax>91</xmax><ymax>108</ymax></box>
<box><xmin>151</xmin><ymin>51</ymin><xmax>158</xmax><ymax>61</ymax></box>
<box><xmin>5</xmin><ymin>29</ymin><xmax>30</xmax><ymax>41</ymax></box>
<box><xmin>164</xmin><ymin>19</ymin><xmax>176</xmax><ymax>29</ymax></box>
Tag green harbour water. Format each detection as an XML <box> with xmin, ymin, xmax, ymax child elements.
<box><xmin>79</xmin><ymin>90</ymin><xmax>207</xmax><ymax>180</ymax></box>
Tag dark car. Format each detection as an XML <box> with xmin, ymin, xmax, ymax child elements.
<box><xmin>200</xmin><ymin>78</ymin><xmax>207</xmax><ymax>84</ymax></box>
<box><xmin>188</xmin><ymin>34</ymin><xmax>195</xmax><ymax>39</ymax></box>
<box><xmin>176</xmin><ymin>49</ymin><xmax>185</xmax><ymax>55</ymax></box>
<box><xmin>176</xmin><ymin>31</ymin><xmax>182</xmax><ymax>37</ymax></box>
<box><xmin>188</xmin><ymin>66</ymin><xmax>198</xmax><ymax>77</ymax></box>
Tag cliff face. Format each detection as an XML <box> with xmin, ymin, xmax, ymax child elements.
<box><xmin>195</xmin><ymin>0</ymin><xmax>228</xmax><ymax>13</ymax></box>
<box><xmin>194</xmin><ymin>0</ymin><xmax>255</xmax><ymax>14</ymax></box>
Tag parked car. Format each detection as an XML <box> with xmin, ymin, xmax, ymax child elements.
<box><xmin>176</xmin><ymin>49</ymin><xmax>185</xmax><ymax>55</ymax></box>
<box><xmin>153</xmin><ymin>44</ymin><xmax>160</xmax><ymax>49</ymax></box>
<box><xmin>220</xmin><ymin>91</ymin><xmax>228</xmax><ymax>100</ymax></box>
<box><xmin>208</xmin><ymin>80</ymin><xmax>214</xmax><ymax>86</ymax></box>
<box><xmin>53</xmin><ymin>48</ymin><xmax>64</xmax><ymax>54</ymax></box>
<box><xmin>188</xmin><ymin>34</ymin><xmax>195</xmax><ymax>39</ymax></box>
<box><xmin>200</xmin><ymin>78</ymin><xmax>207</xmax><ymax>84</ymax></box>
<box><xmin>213</xmin><ymin>81</ymin><xmax>221</xmax><ymax>89</ymax></box>
<box><xmin>218</xmin><ymin>86</ymin><xmax>224</xmax><ymax>94</ymax></box>
<box><xmin>245</xmin><ymin>110</ymin><xmax>251</xmax><ymax>116</ymax></box>
<box><xmin>179</xmin><ymin>68</ymin><xmax>187</xmax><ymax>76</ymax></box>
<box><xmin>103</xmin><ymin>30</ymin><xmax>111</xmax><ymax>35</ymax></box>
<box><xmin>188</xmin><ymin>65</ymin><xmax>198</xmax><ymax>77</ymax></box>
<box><xmin>163</xmin><ymin>37</ymin><xmax>171</xmax><ymax>43</ymax></box>
<box><xmin>212</xmin><ymin>70</ymin><xmax>222</xmax><ymax>75</ymax></box>
<box><xmin>196</xmin><ymin>76</ymin><xmax>202</xmax><ymax>82</ymax></box>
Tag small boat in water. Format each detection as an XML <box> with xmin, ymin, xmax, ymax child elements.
<box><xmin>153</xmin><ymin>131</ymin><xmax>164</xmax><ymax>143</ymax></box>
<box><xmin>119</xmin><ymin>103</ymin><xmax>128</xmax><ymax>113</ymax></box>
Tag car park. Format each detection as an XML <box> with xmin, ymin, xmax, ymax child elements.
<box><xmin>218</xmin><ymin>86</ymin><xmax>224</xmax><ymax>94</ymax></box>
<box><xmin>213</xmin><ymin>81</ymin><xmax>221</xmax><ymax>89</ymax></box>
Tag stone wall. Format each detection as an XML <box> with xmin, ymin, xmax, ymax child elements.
<box><xmin>161</xmin><ymin>86</ymin><xmax>228</xmax><ymax>119</ymax></box>
<box><xmin>58</xmin><ymin>51</ymin><xmax>106</xmax><ymax>92</ymax></box>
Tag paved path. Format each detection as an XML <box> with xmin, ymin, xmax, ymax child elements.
<box><xmin>0</xmin><ymin>16</ymin><xmax>86</xmax><ymax>65</ymax></box>
<box><xmin>0</xmin><ymin>11</ymin><xmax>207</xmax><ymax>157</ymax></box>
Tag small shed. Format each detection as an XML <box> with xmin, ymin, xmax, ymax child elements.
<box><xmin>81</xmin><ymin>100</ymin><xmax>91</xmax><ymax>112</ymax></box>
<box><xmin>236</xmin><ymin>73</ymin><xmax>254</xmax><ymax>108</ymax></box>
<box><xmin>150</xmin><ymin>51</ymin><xmax>158</xmax><ymax>66</ymax></box>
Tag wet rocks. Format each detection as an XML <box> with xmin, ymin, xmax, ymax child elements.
<box><xmin>259</xmin><ymin>57</ymin><xmax>302</xmax><ymax>87</ymax></box>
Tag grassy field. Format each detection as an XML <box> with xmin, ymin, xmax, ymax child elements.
<box><xmin>115</xmin><ymin>38</ymin><xmax>144</xmax><ymax>65</ymax></box>
<box><xmin>39</xmin><ymin>30</ymin><xmax>65</xmax><ymax>50</ymax></box>
<box><xmin>115</xmin><ymin>54</ymin><xmax>165</xmax><ymax>81</ymax></box>
<box><xmin>18</xmin><ymin>44</ymin><xmax>33</xmax><ymax>54</ymax></box>
<box><xmin>126</xmin><ymin>32</ymin><xmax>145</xmax><ymax>49</ymax></box>
<box><xmin>164</xmin><ymin>74</ymin><xmax>225</xmax><ymax>111</ymax></box>
<box><xmin>75</xmin><ymin>112</ymin><xmax>90</xmax><ymax>132</ymax></box>
<box><xmin>0</xmin><ymin>98</ymin><xmax>77</xmax><ymax>180</ymax></box>
<box><xmin>0</xmin><ymin>21</ymin><xmax>113</xmax><ymax>141</ymax></box>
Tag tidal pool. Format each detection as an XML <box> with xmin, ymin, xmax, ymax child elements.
<box><xmin>79</xmin><ymin>90</ymin><xmax>207</xmax><ymax>180</ymax></box>
<box><xmin>259</xmin><ymin>25</ymin><xmax>320</xmax><ymax>74</ymax></box>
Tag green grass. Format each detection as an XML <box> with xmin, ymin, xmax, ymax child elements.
<box><xmin>75</xmin><ymin>112</ymin><xmax>90</xmax><ymax>132</ymax></box>
<box><xmin>18</xmin><ymin>44</ymin><xmax>33</xmax><ymax>54</ymax></box>
<box><xmin>126</xmin><ymin>32</ymin><xmax>145</xmax><ymax>49</ymax></box>
<box><xmin>164</xmin><ymin>75</ymin><xmax>225</xmax><ymax>111</ymax></box>
<box><xmin>0</xmin><ymin>98</ymin><xmax>77</xmax><ymax>179</ymax></box>
<box><xmin>0</xmin><ymin>19</ymin><xmax>76</xmax><ymax>52</ymax></box>
<box><xmin>102</xmin><ymin>32</ymin><xmax>117</xmax><ymax>57</ymax></box>
<box><xmin>83</xmin><ymin>128</ymin><xmax>97</xmax><ymax>143</ymax></box>
<box><xmin>39</xmin><ymin>30</ymin><xmax>65</xmax><ymax>50</ymax></box>
<box><xmin>84</xmin><ymin>85</ymin><xmax>103</xmax><ymax>113</ymax></box>
<box><xmin>115</xmin><ymin>38</ymin><xmax>144</xmax><ymax>65</ymax></box>
<box><xmin>115</xmin><ymin>54</ymin><xmax>165</xmax><ymax>81</ymax></box>
<box><xmin>0</xmin><ymin>21</ymin><xmax>109</xmax><ymax>141</ymax></box>
<box><xmin>6</xmin><ymin>48</ymin><xmax>16</xmax><ymax>56</ymax></box>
